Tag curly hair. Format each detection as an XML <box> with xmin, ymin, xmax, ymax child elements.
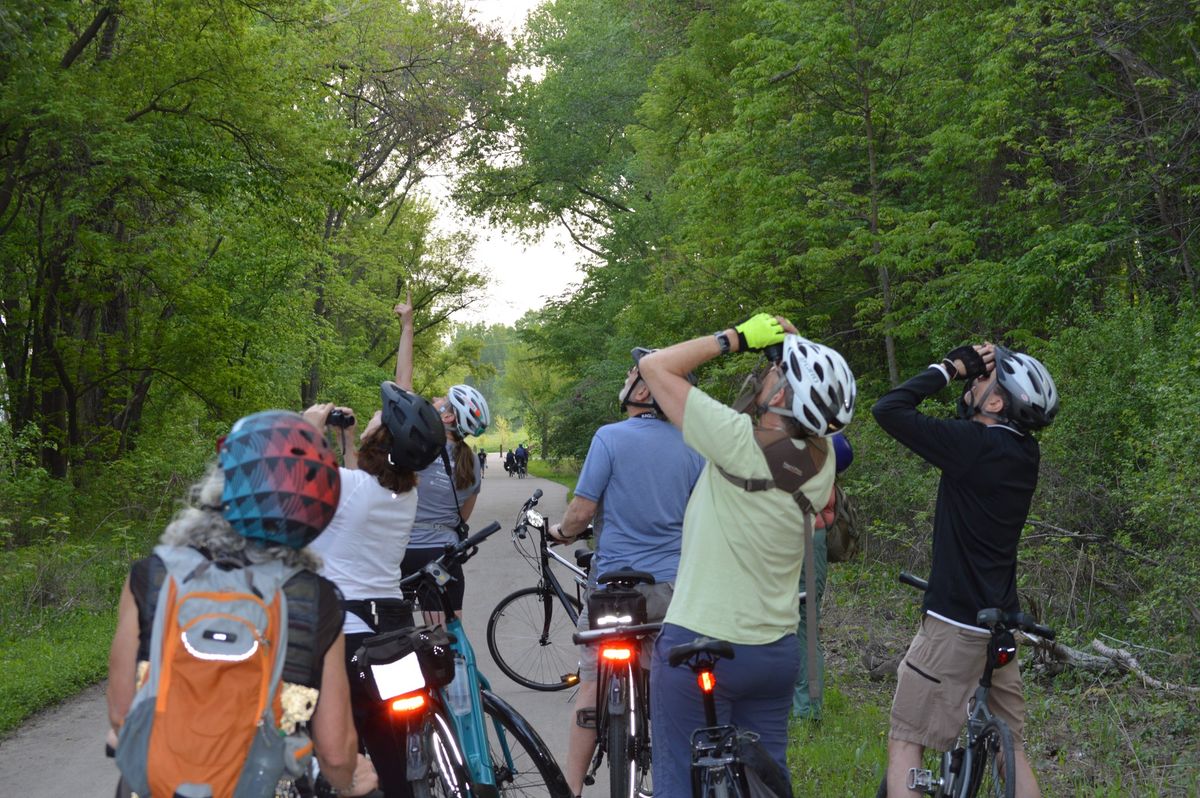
<box><xmin>160</xmin><ymin>464</ymin><xmax>322</xmax><ymax>571</ymax></box>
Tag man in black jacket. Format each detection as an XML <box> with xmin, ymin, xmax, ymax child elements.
<box><xmin>874</xmin><ymin>342</ymin><xmax>1058</xmax><ymax>798</ymax></box>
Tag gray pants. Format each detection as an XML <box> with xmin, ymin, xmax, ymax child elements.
<box><xmin>794</xmin><ymin>527</ymin><xmax>828</xmax><ymax>719</ymax></box>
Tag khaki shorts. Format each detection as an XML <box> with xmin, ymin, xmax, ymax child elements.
<box><xmin>890</xmin><ymin>614</ymin><xmax>1026</xmax><ymax>750</ymax></box>
<box><xmin>576</xmin><ymin>581</ymin><xmax>673</xmax><ymax>682</ymax></box>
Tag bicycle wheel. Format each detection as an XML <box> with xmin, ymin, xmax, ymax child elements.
<box><xmin>606</xmin><ymin>668</ymin><xmax>633</xmax><ymax>798</ymax></box>
<box><xmin>408</xmin><ymin>709</ymin><xmax>472</xmax><ymax>798</ymax></box>
<box><xmin>966</xmin><ymin>719</ymin><xmax>1015</xmax><ymax>798</ymax></box>
<box><xmin>487</xmin><ymin>586</ymin><xmax>581</xmax><ymax>691</ymax></box>
<box><xmin>482</xmin><ymin>689</ymin><xmax>572</xmax><ymax>798</ymax></box>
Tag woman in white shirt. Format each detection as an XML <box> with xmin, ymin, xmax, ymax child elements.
<box><xmin>303</xmin><ymin>380</ymin><xmax>444</xmax><ymax>798</ymax></box>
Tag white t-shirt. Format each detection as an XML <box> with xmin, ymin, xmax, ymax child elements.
<box><xmin>308</xmin><ymin>467</ymin><xmax>418</xmax><ymax>635</ymax></box>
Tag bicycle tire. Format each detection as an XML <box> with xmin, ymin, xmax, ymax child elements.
<box><xmin>408</xmin><ymin>708</ymin><xmax>473</xmax><ymax>798</ymax></box>
<box><xmin>482</xmin><ymin>689</ymin><xmax>572</xmax><ymax>797</ymax></box>
<box><xmin>487</xmin><ymin>586</ymin><xmax>581</xmax><ymax>691</ymax></box>
<box><xmin>966</xmin><ymin>719</ymin><xmax>1015</xmax><ymax>798</ymax></box>
<box><xmin>606</xmin><ymin>667</ymin><xmax>633</xmax><ymax>798</ymax></box>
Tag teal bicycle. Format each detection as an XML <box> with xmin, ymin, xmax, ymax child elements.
<box><xmin>394</xmin><ymin>521</ymin><xmax>573</xmax><ymax>798</ymax></box>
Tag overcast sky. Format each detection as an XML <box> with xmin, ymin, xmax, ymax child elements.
<box><xmin>431</xmin><ymin>0</ymin><xmax>587</xmax><ymax>325</ymax></box>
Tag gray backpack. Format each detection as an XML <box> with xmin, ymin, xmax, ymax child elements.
<box><xmin>115</xmin><ymin>545</ymin><xmax>310</xmax><ymax>798</ymax></box>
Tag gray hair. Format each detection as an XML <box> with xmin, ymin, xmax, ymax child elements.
<box><xmin>160</xmin><ymin>464</ymin><xmax>323</xmax><ymax>572</ymax></box>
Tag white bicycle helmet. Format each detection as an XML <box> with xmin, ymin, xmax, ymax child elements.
<box><xmin>993</xmin><ymin>346</ymin><xmax>1058</xmax><ymax>430</ymax></box>
<box><xmin>777</xmin><ymin>335</ymin><xmax>856</xmax><ymax>436</ymax></box>
<box><xmin>446</xmin><ymin>384</ymin><xmax>491</xmax><ymax>437</ymax></box>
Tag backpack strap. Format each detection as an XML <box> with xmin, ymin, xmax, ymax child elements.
<box><xmin>715</xmin><ymin>429</ymin><xmax>828</xmax><ymax>508</ymax></box>
<box><xmin>804</xmin><ymin>515</ymin><xmax>820</xmax><ymax>704</ymax></box>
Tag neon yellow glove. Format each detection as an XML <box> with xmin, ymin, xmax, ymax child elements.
<box><xmin>734</xmin><ymin>313</ymin><xmax>786</xmax><ymax>352</ymax></box>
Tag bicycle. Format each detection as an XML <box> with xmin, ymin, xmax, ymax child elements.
<box><xmin>571</xmin><ymin>571</ymin><xmax>661</xmax><ymax>798</ymax></box>
<box><xmin>392</xmin><ymin>520</ymin><xmax>573</xmax><ymax>798</ymax></box>
<box><xmin>486</xmin><ymin>489</ymin><xmax>593</xmax><ymax>691</ymax></box>
<box><xmin>667</xmin><ymin>638</ymin><xmax>793</xmax><ymax>798</ymax></box>
<box><xmin>875</xmin><ymin>572</ymin><xmax>1056</xmax><ymax>798</ymax></box>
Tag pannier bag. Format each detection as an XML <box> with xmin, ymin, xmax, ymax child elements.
<box><xmin>356</xmin><ymin>625</ymin><xmax>456</xmax><ymax>701</ymax></box>
<box><xmin>587</xmin><ymin>585</ymin><xmax>647</xmax><ymax>628</ymax></box>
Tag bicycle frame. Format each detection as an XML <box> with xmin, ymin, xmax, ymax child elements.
<box><xmin>513</xmin><ymin>491</ymin><xmax>588</xmax><ymax>633</ymax></box>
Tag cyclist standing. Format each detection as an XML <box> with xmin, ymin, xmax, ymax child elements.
<box><xmin>107</xmin><ymin>411</ymin><xmax>378</xmax><ymax>797</ymax></box>
<box><xmin>392</xmin><ymin>294</ymin><xmax>491</xmax><ymax>626</ymax></box>
<box><xmin>548</xmin><ymin>347</ymin><xmax>705</xmax><ymax>796</ymax></box>
<box><xmin>873</xmin><ymin>343</ymin><xmax>1058</xmax><ymax>798</ymax></box>
<box><xmin>637</xmin><ymin>314</ymin><xmax>855</xmax><ymax>797</ymax></box>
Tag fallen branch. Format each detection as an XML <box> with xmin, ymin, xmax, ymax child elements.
<box><xmin>1090</xmin><ymin>640</ymin><xmax>1200</xmax><ymax>695</ymax></box>
<box><xmin>1022</xmin><ymin>633</ymin><xmax>1119</xmax><ymax>673</ymax></box>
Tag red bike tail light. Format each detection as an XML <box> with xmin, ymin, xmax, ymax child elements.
<box><xmin>698</xmin><ymin>671</ymin><xmax>716</xmax><ymax>694</ymax></box>
<box><xmin>995</xmin><ymin>645</ymin><xmax>1016</xmax><ymax>668</ymax></box>
<box><xmin>390</xmin><ymin>692</ymin><xmax>427</xmax><ymax>714</ymax></box>
<box><xmin>601</xmin><ymin>644</ymin><xmax>634</xmax><ymax>662</ymax></box>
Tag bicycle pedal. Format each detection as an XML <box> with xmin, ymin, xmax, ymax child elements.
<box><xmin>576</xmin><ymin>707</ymin><xmax>598</xmax><ymax>729</ymax></box>
<box><xmin>907</xmin><ymin>768</ymin><xmax>935</xmax><ymax>791</ymax></box>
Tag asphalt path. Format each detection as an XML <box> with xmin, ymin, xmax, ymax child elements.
<box><xmin>0</xmin><ymin>453</ymin><xmax>606</xmax><ymax>795</ymax></box>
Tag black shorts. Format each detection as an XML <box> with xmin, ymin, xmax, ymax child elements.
<box><xmin>401</xmin><ymin>546</ymin><xmax>466</xmax><ymax>612</ymax></box>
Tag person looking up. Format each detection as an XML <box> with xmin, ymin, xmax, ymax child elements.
<box><xmin>637</xmin><ymin>314</ymin><xmax>856</xmax><ymax>797</ymax></box>
<box><xmin>393</xmin><ymin>295</ymin><xmax>490</xmax><ymax>626</ymax></box>
<box><xmin>304</xmin><ymin>381</ymin><xmax>445</xmax><ymax>798</ymax></box>
<box><xmin>548</xmin><ymin>347</ymin><xmax>705</xmax><ymax>796</ymax></box>
<box><xmin>874</xmin><ymin>343</ymin><xmax>1058</xmax><ymax>798</ymax></box>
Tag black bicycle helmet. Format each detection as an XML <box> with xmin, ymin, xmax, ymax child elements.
<box><xmin>379</xmin><ymin>381</ymin><xmax>445</xmax><ymax>470</ymax></box>
<box><xmin>993</xmin><ymin>346</ymin><xmax>1059</xmax><ymax>431</ymax></box>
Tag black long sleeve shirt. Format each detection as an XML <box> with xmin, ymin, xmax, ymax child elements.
<box><xmin>872</xmin><ymin>367</ymin><xmax>1040</xmax><ymax>627</ymax></box>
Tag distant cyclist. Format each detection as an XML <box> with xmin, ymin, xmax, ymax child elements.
<box><xmin>514</xmin><ymin>442</ymin><xmax>529</xmax><ymax>473</ymax></box>
<box><xmin>638</xmin><ymin>314</ymin><xmax>855</xmax><ymax>797</ymax></box>
<box><xmin>874</xmin><ymin>343</ymin><xmax>1058</xmax><ymax>798</ymax></box>
<box><xmin>549</xmin><ymin>347</ymin><xmax>705</xmax><ymax>796</ymax></box>
<box><xmin>393</xmin><ymin>294</ymin><xmax>491</xmax><ymax>625</ymax></box>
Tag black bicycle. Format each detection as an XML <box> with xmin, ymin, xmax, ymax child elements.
<box><xmin>875</xmin><ymin>572</ymin><xmax>1056</xmax><ymax>798</ymax></box>
<box><xmin>486</xmin><ymin>490</ymin><xmax>592</xmax><ymax>691</ymax></box>
<box><xmin>572</xmin><ymin>571</ymin><xmax>660</xmax><ymax>798</ymax></box>
<box><xmin>667</xmin><ymin>638</ymin><xmax>793</xmax><ymax>798</ymax></box>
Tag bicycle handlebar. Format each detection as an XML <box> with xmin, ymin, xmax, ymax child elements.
<box><xmin>899</xmin><ymin>571</ymin><xmax>1056</xmax><ymax>639</ymax></box>
<box><xmin>573</xmin><ymin>622</ymin><xmax>663</xmax><ymax>646</ymax></box>
<box><xmin>400</xmin><ymin>521</ymin><xmax>502</xmax><ymax>587</ymax></box>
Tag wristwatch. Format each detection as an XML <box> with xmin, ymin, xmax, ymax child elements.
<box><xmin>714</xmin><ymin>331</ymin><xmax>732</xmax><ymax>355</ymax></box>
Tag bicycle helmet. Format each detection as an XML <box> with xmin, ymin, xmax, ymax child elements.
<box><xmin>446</xmin><ymin>384</ymin><xmax>491</xmax><ymax>437</ymax></box>
<box><xmin>993</xmin><ymin>346</ymin><xmax>1058</xmax><ymax>430</ymax></box>
<box><xmin>776</xmin><ymin>335</ymin><xmax>856</xmax><ymax>437</ymax></box>
<box><xmin>621</xmin><ymin>347</ymin><xmax>697</xmax><ymax>414</ymax></box>
<box><xmin>380</xmin><ymin>381</ymin><xmax>445</xmax><ymax>470</ymax></box>
<box><xmin>219</xmin><ymin>411</ymin><xmax>341</xmax><ymax>549</ymax></box>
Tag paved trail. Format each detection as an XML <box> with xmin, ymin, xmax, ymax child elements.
<box><xmin>0</xmin><ymin>453</ymin><xmax>604</xmax><ymax>795</ymax></box>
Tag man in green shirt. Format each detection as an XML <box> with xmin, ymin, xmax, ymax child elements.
<box><xmin>638</xmin><ymin>314</ymin><xmax>856</xmax><ymax>797</ymax></box>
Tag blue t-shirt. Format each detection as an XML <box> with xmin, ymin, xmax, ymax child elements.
<box><xmin>410</xmin><ymin>443</ymin><xmax>482</xmax><ymax>547</ymax></box>
<box><xmin>575</xmin><ymin>416</ymin><xmax>706</xmax><ymax>585</ymax></box>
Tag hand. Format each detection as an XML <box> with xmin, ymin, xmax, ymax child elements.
<box><xmin>302</xmin><ymin>402</ymin><xmax>334</xmax><ymax>433</ymax></box>
<box><xmin>394</xmin><ymin>290</ymin><xmax>413</xmax><ymax>326</ymax></box>
<box><xmin>734</xmin><ymin>312</ymin><xmax>786</xmax><ymax>352</ymax></box>
<box><xmin>548</xmin><ymin>523</ymin><xmax>568</xmax><ymax>543</ymax></box>
<box><xmin>941</xmin><ymin>344</ymin><xmax>993</xmax><ymax>380</ymax></box>
<box><xmin>345</xmin><ymin>753</ymin><xmax>378</xmax><ymax>796</ymax></box>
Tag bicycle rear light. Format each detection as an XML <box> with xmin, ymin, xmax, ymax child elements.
<box><xmin>601</xmin><ymin>644</ymin><xmax>634</xmax><ymax>662</ymax></box>
<box><xmin>390</xmin><ymin>692</ymin><xmax>427</xmax><ymax>714</ymax></box>
<box><xmin>698</xmin><ymin>671</ymin><xmax>716</xmax><ymax>694</ymax></box>
<box><xmin>992</xmin><ymin>630</ymin><xmax>1017</xmax><ymax>668</ymax></box>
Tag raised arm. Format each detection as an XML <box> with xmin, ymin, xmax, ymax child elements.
<box><xmin>394</xmin><ymin>291</ymin><xmax>414</xmax><ymax>391</ymax></box>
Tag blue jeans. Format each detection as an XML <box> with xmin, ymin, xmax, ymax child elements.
<box><xmin>649</xmin><ymin>623</ymin><xmax>799</xmax><ymax>798</ymax></box>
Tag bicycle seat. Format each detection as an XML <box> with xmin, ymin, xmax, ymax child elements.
<box><xmin>597</xmin><ymin>568</ymin><xmax>655</xmax><ymax>587</ymax></box>
<box><xmin>668</xmin><ymin>637</ymin><xmax>735</xmax><ymax>668</ymax></box>
<box><xmin>575</xmin><ymin>549</ymin><xmax>594</xmax><ymax>569</ymax></box>
<box><xmin>975</xmin><ymin>608</ymin><xmax>1055</xmax><ymax>639</ymax></box>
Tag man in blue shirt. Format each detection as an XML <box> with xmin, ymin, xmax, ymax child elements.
<box><xmin>550</xmin><ymin>348</ymin><xmax>705</xmax><ymax>796</ymax></box>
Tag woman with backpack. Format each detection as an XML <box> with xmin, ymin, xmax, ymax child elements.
<box><xmin>106</xmin><ymin>411</ymin><xmax>378</xmax><ymax>798</ymax></box>
<box><xmin>302</xmin><ymin>381</ymin><xmax>446</xmax><ymax>798</ymax></box>
<box><xmin>392</xmin><ymin>295</ymin><xmax>491</xmax><ymax>625</ymax></box>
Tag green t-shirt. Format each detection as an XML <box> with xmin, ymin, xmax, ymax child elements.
<box><xmin>664</xmin><ymin>389</ymin><xmax>836</xmax><ymax>644</ymax></box>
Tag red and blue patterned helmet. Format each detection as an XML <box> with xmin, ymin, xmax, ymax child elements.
<box><xmin>219</xmin><ymin>411</ymin><xmax>341</xmax><ymax>548</ymax></box>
